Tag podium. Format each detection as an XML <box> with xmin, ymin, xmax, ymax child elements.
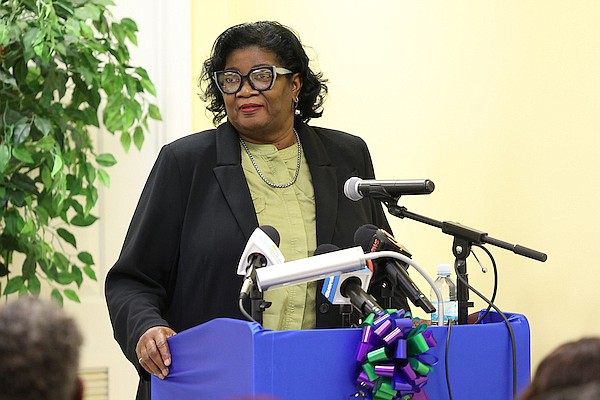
<box><xmin>152</xmin><ymin>311</ymin><xmax>530</xmax><ymax>400</ymax></box>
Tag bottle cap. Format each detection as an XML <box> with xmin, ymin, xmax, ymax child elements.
<box><xmin>437</xmin><ymin>263</ymin><xmax>452</xmax><ymax>276</ymax></box>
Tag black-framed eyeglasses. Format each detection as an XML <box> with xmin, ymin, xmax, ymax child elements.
<box><xmin>213</xmin><ymin>65</ymin><xmax>293</xmax><ymax>95</ymax></box>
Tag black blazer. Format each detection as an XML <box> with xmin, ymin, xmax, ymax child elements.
<box><xmin>105</xmin><ymin>121</ymin><xmax>398</xmax><ymax>399</ymax></box>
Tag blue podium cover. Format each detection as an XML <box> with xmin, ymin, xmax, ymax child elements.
<box><xmin>152</xmin><ymin>311</ymin><xmax>530</xmax><ymax>400</ymax></box>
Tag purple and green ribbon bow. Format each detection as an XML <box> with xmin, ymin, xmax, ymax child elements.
<box><xmin>352</xmin><ymin>309</ymin><xmax>437</xmax><ymax>400</ymax></box>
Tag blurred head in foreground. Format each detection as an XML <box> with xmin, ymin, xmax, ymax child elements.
<box><xmin>0</xmin><ymin>296</ymin><xmax>84</xmax><ymax>400</ymax></box>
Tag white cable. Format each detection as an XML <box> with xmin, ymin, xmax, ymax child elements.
<box><xmin>364</xmin><ymin>251</ymin><xmax>444</xmax><ymax>323</ymax></box>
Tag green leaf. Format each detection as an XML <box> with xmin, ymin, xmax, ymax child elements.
<box><xmin>51</xmin><ymin>153</ymin><xmax>64</xmax><ymax>176</ymax></box>
<box><xmin>95</xmin><ymin>153</ymin><xmax>117</xmax><ymax>167</ymax></box>
<box><xmin>22</xmin><ymin>28</ymin><xmax>43</xmax><ymax>61</ymax></box>
<box><xmin>84</xmin><ymin>162</ymin><xmax>97</xmax><ymax>184</ymax></box>
<box><xmin>79</xmin><ymin>20</ymin><xmax>94</xmax><ymax>38</ymax></box>
<box><xmin>71</xmin><ymin>213</ymin><xmax>98</xmax><ymax>227</ymax></box>
<box><xmin>74</xmin><ymin>3</ymin><xmax>101</xmax><ymax>21</ymax></box>
<box><xmin>51</xmin><ymin>288</ymin><xmax>64</xmax><ymax>306</ymax></box>
<box><xmin>135</xmin><ymin>67</ymin><xmax>150</xmax><ymax>80</ymax></box>
<box><xmin>77</xmin><ymin>251</ymin><xmax>95</xmax><ymax>265</ymax></box>
<box><xmin>4</xmin><ymin>276</ymin><xmax>25</xmax><ymax>295</ymax></box>
<box><xmin>22</xmin><ymin>257</ymin><xmax>37</xmax><ymax>278</ymax></box>
<box><xmin>72</xmin><ymin>265</ymin><xmax>83</xmax><ymax>287</ymax></box>
<box><xmin>37</xmin><ymin>135</ymin><xmax>56</xmax><ymax>151</ymax></box>
<box><xmin>141</xmin><ymin>79</ymin><xmax>157</xmax><ymax>97</ymax></box>
<box><xmin>91</xmin><ymin>0</ymin><xmax>115</xmax><ymax>6</ymax></box>
<box><xmin>27</xmin><ymin>275</ymin><xmax>41</xmax><ymax>295</ymax></box>
<box><xmin>20</xmin><ymin>218</ymin><xmax>35</xmax><ymax>235</ymax></box>
<box><xmin>0</xmin><ymin>144</ymin><xmax>10</xmax><ymax>173</ymax></box>
<box><xmin>85</xmin><ymin>186</ymin><xmax>98</xmax><ymax>213</ymax></box>
<box><xmin>122</xmin><ymin>108</ymin><xmax>135</xmax><ymax>131</ymax></box>
<box><xmin>55</xmin><ymin>2</ymin><xmax>75</xmax><ymax>18</ymax></box>
<box><xmin>11</xmin><ymin>173</ymin><xmax>38</xmax><ymax>194</ymax></box>
<box><xmin>120</xmin><ymin>17</ymin><xmax>138</xmax><ymax>32</ymax></box>
<box><xmin>56</xmin><ymin>271</ymin><xmax>74</xmax><ymax>285</ymax></box>
<box><xmin>12</xmin><ymin>147</ymin><xmax>35</xmax><ymax>164</ymax></box>
<box><xmin>120</xmin><ymin>131</ymin><xmax>132</xmax><ymax>152</ymax></box>
<box><xmin>148</xmin><ymin>104</ymin><xmax>162</xmax><ymax>120</ymax></box>
<box><xmin>57</xmin><ymin>228</ymin><xmax>77</xmax><ymax>248</ymax></box>
<box><xmin>0</xmin><ymin>24</ymin><xmax>8</xmax><ymax>46</ymax></box>
<box><xmin>14</xmin><ymin>123</ymin><xmax>31</xmax><ymax>146</ymax></box>
<box><xmin>53</xmin><ymin>252</ymin><xmax>70</xmax><ymax>271</ymax></box>
<box><xmin>83</xmin><ymin>265</ymin><xmax>97</xmax><ymax>281</ymax></box>
<box><xmin>133</xmin><ymin>126</ymin><xmax>145</xmax><ymax>150</ymax></box>
<box><xmin>64</xmin><ymin>289</ymin><xmax>81</xmax><ymax>303</ymax></box>
<box><xmin>35</xmin><ymin>205</ymin><xmax>50</xmax><ymax>226</ymax></box>
<box><xmin>125</xmin><ymin>28</ymin><xmax>138</xmax><ymax>46</ymax></box>
<box><xmin>101</xmin><ymin>63</ymin><xmax>116</xmax><ymax>87</ymax></box>
<box><xmin>41</xmin><ymin>166</ymin><xmax>53</xmax><ymax>189</ymax></box>
<box><xmin>112</xmin><ymin>22</ymin><xmax>125</xmax><ymax>44</ymax></box>
<box><xmin>8</xmin><ymin>190</ymin><xmax>25</xmax><ymax>207</ymax></box>
<box><xmin>64</xmin><ymin>16</ymin><xmax>81</xmax><ymax>35</ymax></box>
<box><xmin>34</xmin><ymin>116</ymin><xmax>53</xmax><ymax>136</ymax></box>
<box><xmin>97</xmin><ymin>169</ymin><xmax>110</xmax><ymax>187</ymax></box>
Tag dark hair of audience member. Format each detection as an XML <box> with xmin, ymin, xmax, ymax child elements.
<box><xmin>519</xmin><ymin>337</ymin><xmax>600</xmax><ymax>400</ymax></box>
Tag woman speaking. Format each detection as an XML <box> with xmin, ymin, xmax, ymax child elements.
<box><xmin>105</xmin><ymin>21</ymin><xmax>405</xmax><ymax>399</ymax></box>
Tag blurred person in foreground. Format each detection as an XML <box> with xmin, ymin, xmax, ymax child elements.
<box><xmin>106</xmin><ymin>21</ymin><xmax>408</xmax><ymax>399</ymax></box>
<box><xmin>0</xmin><ymin>296</ymin><xmax>84</xmax><ymax>400</ymax></box>
<box><xmin>519</xmin><ymin>337</ymin><xmax>600</xmax><ymax>400</ymax></box>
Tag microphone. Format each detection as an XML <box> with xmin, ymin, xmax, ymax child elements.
<box><xmin>236</xmin><ymin>225</ymin><xmax>285</xmax><ymax>276</ymax></box>
<box><xmin>319</xmin><ymin>245</ymin><xmax>383</xmax><ymax>316</ymax></box>
<box><xmin>238</xmin><ymin>226</ymin><xmax>284</xmax><ymax>300</ymax></box>
<box><xmin>355</xmin><ymin>225</ymin><xmax>436</xmax><ymax>314</ymax></box>
<box><xmin>344</xmin><ymin>177</ymin><xmax>435</xmax><ymax>202</ymax></box>
<box><xmin>255</xmin><ymin>245</ymin><xmax>367</xmax><ymax>291</ymax></box>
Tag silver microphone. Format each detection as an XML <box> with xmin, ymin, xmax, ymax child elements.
<box><xmin>344</xmin><ymin>177</ymin><xmax>435</xmax><ymax>201</ymax></box>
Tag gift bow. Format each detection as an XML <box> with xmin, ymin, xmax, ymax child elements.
<box><xmin>353</xmin><ymin>309</ymin><xmax>437</xmax><ymax>400</ymax></box>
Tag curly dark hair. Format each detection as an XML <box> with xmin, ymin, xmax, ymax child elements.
<box><xmin>199</xmin><ymin>21</ymin><xmax>328</xmax><ymax>126</ymax></box>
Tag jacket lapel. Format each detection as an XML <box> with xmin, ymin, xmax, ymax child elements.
<box><xmin>213</xmin><ymin>123</ymin><xmax>258</xmax><ymax>240</ymax></box>
<box><xmin>298</xmin><ymin>124</ymin><xmax>338</xmax><ymax>246</ymax></box>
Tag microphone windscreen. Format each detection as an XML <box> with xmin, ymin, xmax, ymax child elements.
<box><xmin>354</xmin><ymin>224</ymin><xmax>379</xmax><ymax>251</ymax></box>
<box><xmin>259</xmin><ymin>225</ymin><xmax>280</xmax><ymax>247</ymax></box>
<box><xmin>313</xmin><ymin>244</ymin><xmax>339</xmax><ymax>256</ymax></box>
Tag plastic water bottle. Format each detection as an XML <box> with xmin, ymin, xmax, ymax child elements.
<box><xmin>430</xmin><ymin>263</ymin><xmax>458</xmax><ymax>325</ymax></box>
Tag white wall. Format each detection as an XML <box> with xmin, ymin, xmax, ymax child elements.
<box><xmin>67</xmin><ymin>1</ymin><xmax>192</xmax><ymax>398</ymax></box>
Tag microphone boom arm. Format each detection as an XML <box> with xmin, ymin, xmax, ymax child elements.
<box><xmin>385</xmin><ymin>204</ymin><xmax>548</xmax><ymax>262</ymax></box>
<box><xmin>385</xmin><ymin>203</ymin><xmax>547</xmax><ymax>324</ymax></box>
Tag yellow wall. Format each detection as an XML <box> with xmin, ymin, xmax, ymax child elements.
<box><xmin>191</xmin><ymin>0</ymin><xmax>600</xmax><ymax>374</ymax></box>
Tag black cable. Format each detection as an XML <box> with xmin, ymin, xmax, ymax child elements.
<box><xmin>471</xmin><ymin>244</ymin><xmax>498</xmax><ymax>324</ymax></box>
<box><xmin>454</xmin><ymin>267</ymin><xmax>518</xmax><ymax>400</ymax></box>
<box><xmin>445</xmin><ymin>319</ymin><xmax>454</xmax><ymax>400</ymax></box>
<box><xmin>238</xmin><ymin>298</ymin><xmax>256</xmax><ymax>323</ymax></box>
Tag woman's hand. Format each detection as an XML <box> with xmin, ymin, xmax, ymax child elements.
<box><xmin>136</xmin><ymin>326</ymin><xmax>177</xmax><ymax>379</ymax></box>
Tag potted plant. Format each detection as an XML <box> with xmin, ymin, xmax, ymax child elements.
<box><xmin>0</xmin><ymin>0</ymin><xmax>161</xmax><ymax>304</ymax></box>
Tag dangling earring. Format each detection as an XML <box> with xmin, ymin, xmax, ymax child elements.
<box><xmin>293</xmin><ymin>96</ymin><xmax>301</xmax><ymax>116</ymax></box>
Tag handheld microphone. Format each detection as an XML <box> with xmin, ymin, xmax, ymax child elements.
<box><xmin>355</xmin><ymin>225</ymin><xmax>436</xmax><ymax>314</ymax></box>
<box><xmin>344</xmin><ymin>177</ymin><xmax>435</xmax><ymax>202</ymax></box>
<box><xmin>236</xmin><ymin>225</ymin><xmax>285</xmax><ymax>276</ymax></box>
<box><xmin>319</xmin><ymin>245</ymin><xmax>383</xmax><ymax>316</ymax></box>
<box><xmin>255</xmin><ymin>246</ymin><xmax>367</xmax><ymax>291</ymax></box>
<box><xmin>238</xmin><ymin>226</ymin><xmax>284</xmax><ymax>300</ymax></box>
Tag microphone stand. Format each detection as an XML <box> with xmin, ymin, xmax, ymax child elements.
<box><xmin>384</xmin><ymin>202</ymin><xmax>547</xmax><ymax>325</ymax></box>
<box><xmin>249</xmin><ymin>271</ymin><xmax>271</xmax><ymax>324</ymax></box>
